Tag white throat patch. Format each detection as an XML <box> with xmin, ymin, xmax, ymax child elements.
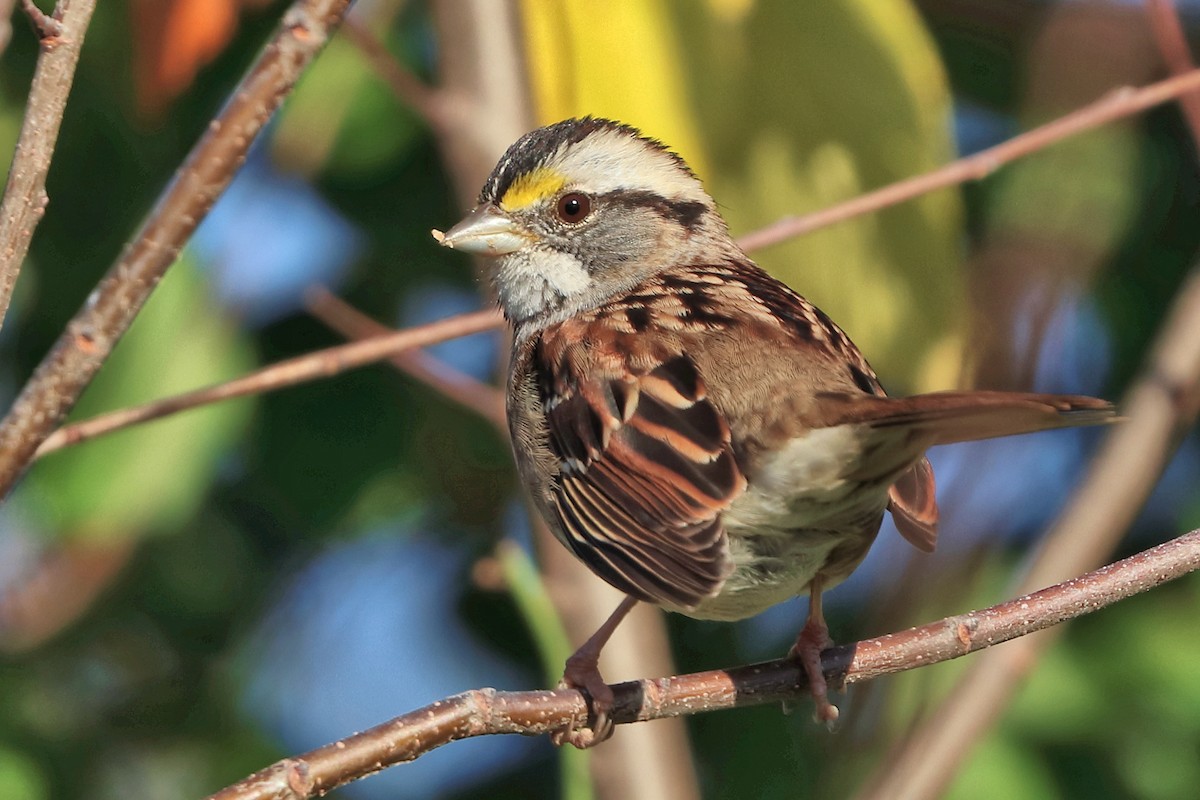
<box><xmin>495</xmin><ymin>249</ymin><xmax>591</xmax><ymax>323</ymax></box>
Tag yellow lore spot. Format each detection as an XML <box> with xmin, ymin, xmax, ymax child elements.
<box><xmin>500</xmin><ymin>167</ymin><xmax>567</xmax><ymax>211</ymax></box>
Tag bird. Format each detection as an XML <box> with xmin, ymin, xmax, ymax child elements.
<box><xmin>434</xmin><ymin>117</ymin><xmax>1115</xmax><ymax>748</ymax></box>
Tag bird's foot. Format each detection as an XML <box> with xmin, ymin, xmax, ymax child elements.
<box><xmin>789</xmin><ymin>618</ymin><xmax>840</xmax><ymax>727</ymax></box>
<box><xmin>550</xmin><ymin>651</ymin><xmax>615</xmax><ymax>749</ymax></box>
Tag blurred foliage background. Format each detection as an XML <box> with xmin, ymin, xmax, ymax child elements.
<box><xmin>0</xmin><ymin>0</ymin><xmax>1198</xmax><ymax>798</ymax></box>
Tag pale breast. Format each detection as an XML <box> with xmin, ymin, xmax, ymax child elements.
<box><xmin>681</xmin><ymin>424</ymin><xmax>894</xmax><ymax>621</ymax></box>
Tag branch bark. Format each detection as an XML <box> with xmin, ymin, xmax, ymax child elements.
<box><xmin>20</xmin><ymin>0</ymin><xmax>62</xmax><ymax>38</ymax></box>
<box><xmin>34</xmin><ymin>308</ymin><xmax>501</xmax><ymax>458</ymax></box>
<box><xmin>204</xmin><ymin>527</ymin><xmax>1200</xmax><ymax>800</ymax></box>
<box><xmin>0</xmin><ymin>0</ymin><xmax>96</xmax><ymax>332</ymax></box>
<box><xmin>304</xmin><ymin>288</ymin><xmax>507</xmax><ymax>430</ymax></box>
<box><xmin>0</xmin><ymin>0</ymin><xmax>354</xmax><ymax>499</ymax></box>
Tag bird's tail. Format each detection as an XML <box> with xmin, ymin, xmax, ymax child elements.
<box><xmin>821</xmin><ymin>390</ymin><xmax>1117</xmax><ymax>554</ymax></box>
<box><xmin>820</xmin><ymin>390</ymin><xmax>1117</xmax><ymax>446</ymax></box>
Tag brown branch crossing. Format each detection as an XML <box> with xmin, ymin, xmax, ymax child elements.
<box><xmin>0</xmin><ymin>0</ymin><xmax>353</xmax><ymax>498</ymax></box>
<box><xmin>304</xmin><ymin>288</ymin><xmax>508</xmax><ymax>431</ymax></box>
<box><xmin>19</xmin><ymin>0</ymin><xmax>63</xmax><ymax>39</ymax></box>
<box><xmin>35</xmin><ymin>309</ymin><xmax>502</xmax><ymax>458</ymax></box>
<box><xmin>205</xmin><ymin>528</ymin><xmax>1200</xmax><ymax>800</ymax></box>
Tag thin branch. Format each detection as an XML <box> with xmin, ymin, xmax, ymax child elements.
<box><xmin>33</xmin><ymin>309</ymin><xmax>501</xmax><ymax>458</ymax></box>
<box><xmin>0</xmin><ymin>0</ymin><xmax>95</xmax><ymax>332</ymax></box>
<box><xmin>857</xmin><ymin>264</ymin><xmax>1200</xmax><ymax>800</ymax></box>
<box><xmin>19</xmin><ymin>0</ymin><xmax>61</xmax><ymax>39</ymax></box>
<box><xmin>1145</xmin><ymin>0</ymin><xmax>1200</xmax><ymax>144</ymax></box>
<box><xmin>340</xmin><ymin>14</ymin><xmax>446</xmax><ymax>127</ymax></box>
<box><xmin>205</xmin><ymin>527</ymin><xmax>1200</xmax><ymax>800</ymax></box>
<box><xmin>0</xmin><ymin>0</ymin><xmax>354</xmax><ymax>500</ymax></box>
<box><xmin>735</xmin><ymin>67</ymin><xmax>1200</xmax><ymax>252</ymax></box>
<box><xmin>304</xmin><ymin>288</ymin><xmax>508</xmax><ymax>430</ymax></box>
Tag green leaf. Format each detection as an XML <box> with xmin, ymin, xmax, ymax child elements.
<box><xmin>947</xmin><ymin>734</ymin><xmax>1059</xmax><ymax>800</ymax></box>
<box><xmin>0</xmin><ymin>748</ymin><xmax>47</xmax><ymax>800</ymax></box>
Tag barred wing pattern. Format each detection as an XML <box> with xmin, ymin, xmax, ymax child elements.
<box><xmin>535</xmin><ymin>338</ymin><xmax>745</xmax><ymax>609</ymax></box>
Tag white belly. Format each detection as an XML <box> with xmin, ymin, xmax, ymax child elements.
<box><xmin>681</xmin><ymin>425</ymin><xmax>894</xmax><ymax>621</ymax></box>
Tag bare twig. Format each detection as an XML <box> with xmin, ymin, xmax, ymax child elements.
<box><xmin>205</xmin><ymin>528</ymin><xmax>1200</xmax><ymax>800</ymax></box>
<box><xmin>1145</xmin><ymin>0</ymin><xmax>1200</xmax><ymax>143</ymax></box>
<box><xmin>0</xmin><ymin>0</ymin><xmax>95</xmax><ymax>332</ymax></box>
<box><xmin>19</xmin><ymin>0</ymin><xmax>61</xmax><ymax>39</ymax></box>
<box><xmin>34</xmin><ymin>309</ymin><xmax>501</xmax><ymax>458</ymax></box>
<box><xmin>857</xmin><ymin>266</ymin><xmax>1200</xmax><ymax>800</ymax></box>
<box><xmin>340</xmin><ymin>14</ymin><xmax>445</xmax><ymax>126</ymax></box>
<box><xmin>735</xmin><ymin>68</ymin><xmax>1200</xmax><ymax>252</ymax></box>
<box><xmin>304</xmin><ymin>288</ymin><xmax>507</xmax><ymax>430</ymax></box>
<box><xmin>0</xmin><ymin>0</ymin><xmax>354</xmax><ymax>499</ymax></box>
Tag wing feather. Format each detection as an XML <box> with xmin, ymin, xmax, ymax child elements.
<box><xmin>539</xmin><ymin>346</ymin><xmax>745</xmax><ymax>608</ymax></box>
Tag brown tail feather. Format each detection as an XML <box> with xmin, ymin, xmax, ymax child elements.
<box><xmin>888</xmin><ymin>457</ymin><xmax>938</xmax><ymax>552</ymax></box>
<box><xmin>819</xmin><ymin>390</ymin><xmax>1117</xmax><ymax>446</ymax></box>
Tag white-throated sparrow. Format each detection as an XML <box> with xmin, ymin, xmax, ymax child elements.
<box><xmin>436</xmin><ymin>117</ymin><xmax>1115</xmax><ymax>747</ymax></box>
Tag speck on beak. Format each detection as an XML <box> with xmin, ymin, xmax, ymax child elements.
<box><xmin>434</xmin><ymin>205</ymin><xmax>531</xmax><ymax>256</ymax></box>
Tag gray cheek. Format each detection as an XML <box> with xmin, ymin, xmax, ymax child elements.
<box><xmin>572</xmin><ymin>214</ymin><xmax>660</xmax><ymax>273</ymax></box>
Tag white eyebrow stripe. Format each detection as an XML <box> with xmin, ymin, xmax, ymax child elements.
<box><xmin>552</xmin><ymin>129</ymin><xmax>711</xmax><ymax>204</ymax></box>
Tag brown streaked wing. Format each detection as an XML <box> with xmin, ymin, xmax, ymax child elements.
<box><xmin>540</xmin><ymin>346</ymin><xmax>745</xmax><ymax>608</ymax></box>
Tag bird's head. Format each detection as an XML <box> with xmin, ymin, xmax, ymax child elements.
<box><xmin>437</xmin><ymin>117</ymin><xmax>732</xmax><ymax>331</ymax></box>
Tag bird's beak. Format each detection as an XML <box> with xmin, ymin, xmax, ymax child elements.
<box><xmin>433</xmin><ymin>204</ymin><xmax>532</xmax><ymax>256</ymax></box>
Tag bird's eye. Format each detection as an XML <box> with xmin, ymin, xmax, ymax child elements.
<box><xmin>555</xmin><ymin>192</ymin><xmax>591</xmax><ymax>223</ymax></box>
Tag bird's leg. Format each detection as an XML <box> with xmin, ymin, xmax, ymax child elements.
<box><xmin>551</xmin><ymin>595</ymin><xmax>639</xmax><ymax>749</ymax></box>
<box><xmin>789</xmin><ymin>578</ymin><xmax>840</xmax><ymax>725</ymax></box>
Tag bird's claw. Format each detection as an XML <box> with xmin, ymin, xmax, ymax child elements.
<box><xmin>789</xmin><ymin>621</ymin><xmax>840</xmax><ymax>727</ymax></box>
<box><xmin>550</xmin><ymin>654</ymin><xmax>616</xmax><ymax>749</ymax></box>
